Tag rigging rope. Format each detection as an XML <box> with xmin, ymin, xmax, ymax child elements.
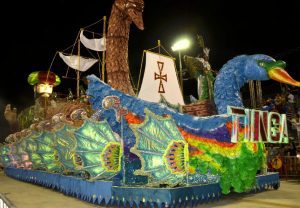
<box><xmin>81</xmin><ymin>29</ymin><xmax>103</xmax><ymax>37</ymax></box>
<box><xmin>136</xmin><ymin>50</ymin><xmax>145</xmax><ymax>94</ymax></box>
<box><xmin>82</xmin><ymin>17</ymin><xmax>105</xmax><ymax>30</ymax></box>
<box><xmin>63</xmin><ymin>30</ymin><xmax>81</xmax><ymax>78</ymax></box>
<box><xmin>47</xmin><ymin>51</ymin><xmax>59</xmax><ymax>74</ymax></box>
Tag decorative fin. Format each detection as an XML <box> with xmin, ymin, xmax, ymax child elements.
<box><xmin>130</xmin><ymin>108</ymin><xmax>189</xmax><ymax>187</ymax></box>
<box><xmin>74</xmin><ymin>119</ymin><xmax>122</xmax><ymax>180</ymax></box>
<box><xmin>55</xmin><ymin>124</ymin><xmax>78</xmax><ymax>172</ymax></box>
<box><xmin>35</xmin><ymin>131</ymin><xmax>62</xmax><ymax>172</ymax></box>
<box><xmin>25</xmin><ymin>131</ymin><xmax>44</xmax><ymax>169</ymax></box>
<box><xmin>15</xmin><ymin>137</ymin><xmax>32</xmax><ymax>169</ymax></box>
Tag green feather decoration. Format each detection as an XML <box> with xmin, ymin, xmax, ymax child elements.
<box><xmin>130</xmin><ymin>108</ymin><xmax>189</xmax><ymax>187</ymax></box>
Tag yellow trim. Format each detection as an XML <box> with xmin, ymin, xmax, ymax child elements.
<box><xmin>100</xmin><ymin>141</ymin><xmax>122</xmax><ymax>173</ymax></box>
<box><xmin>144</xmin><ymin>50</ymin><xmax>176</xmax><ymax>60</ymax></box>
<box><xmin>184</xmin><ymin>141</ymin><xmax>189</xmax><ymax>173</ymax></box>
<box><xmin>198</xmin><ymin>154</ymin><xmax>224</xmax><ymax>172</ymax></box>
<box><xmin>163</xmin><ymin>140</ymin><xmax>189</xmax><ymax>174</ymax></box>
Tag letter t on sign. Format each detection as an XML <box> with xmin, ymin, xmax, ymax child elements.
<box><xmin>227</xmin><ymin>106</ymin><xmax>250</xmax><ymax>143</ymax></box>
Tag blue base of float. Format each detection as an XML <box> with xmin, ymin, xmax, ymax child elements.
<box><xmin>255</xmin><ymin>172</ymin><xmax>280</xmax><ymax>191</ymax></box>
<box><xmin>4</xmin><ymin>167</ymin><xmax>113</xmax><ymax>205</ymax></box>
<box><xmin>4</xmin><ymin>167</ymin><xmax>279</xmax><ymax>207</ymax></box>
<box><xmin>111</xmin><ymin>183</ymin><xmax>222</xmax><ymax>207</ymax></box>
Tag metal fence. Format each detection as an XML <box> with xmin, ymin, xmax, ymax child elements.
<box><xmin>267</xmin><ymin>156</ymin><xmax>300</xmax><ymax>179</ymax></box>
<box><xmin>0</xmin><ymin>194</ymin><xmax>16</xmax><ymax>208</ymax></box>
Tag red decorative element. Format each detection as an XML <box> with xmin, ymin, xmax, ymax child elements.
<box><xmin>178</xmin><ymin>127</ymin><xmax>237</xmax><ymax>148</ymax></box>
<box><xmin>154</xmin><ymin>61</ymin><xmax>167</xmax><ymax>93</ymax></box>
<box><xmin>226</xmin><ymin>122</ymin><xmax>232</xmax><ymax>134</ymax></box>
<box><xmin>125</xmin><ymin>112</ymin><xmax>143</xmax><ymax>124</ymax></box>
<box><xmin>189</xmin><ymin>147</ymin><xmax>204</xmax><ymax>156</ymax></box>
<box><xmin>253</xmin><ymin>143</ymin><xmax>258</xmax><ymax>152</ymax></box>
<box><xmin>165</xmin><ymin>141</ymin><xmax>186</xmax><ymax>173</ymax></box>
<box><xmin>38</xmin><ymin>71</ymin><xmax>56</xmax><ymax>85</ymax></box>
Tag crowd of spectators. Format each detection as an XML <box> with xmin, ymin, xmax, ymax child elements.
<box><xmin>261</xmin><ymin>88</ymin><xmax>299</xmax><ymax>119</ymax></box>
<box><xmin>262</xmin><ymin>86</ymin><xmax>300</xmax><ymax>131</ymax></box>
<box><xmin>267</xmin><ymin>142</ymin><xmax>298</xmax><ymax>157</ymax></box>
<box><xmin>262</xmin><ymin>87</ymin><xmax>300</xmax><ymax>175</ymax></box>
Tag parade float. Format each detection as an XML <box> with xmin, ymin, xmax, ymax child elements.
<box><xmin>1</xmin><ymin>0</ymin><xmax>300</xmax><ymax>207</ymax></box>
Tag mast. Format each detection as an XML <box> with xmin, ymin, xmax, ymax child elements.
<box><xmin>256</xmin><ymin>80</ymin><xmax>262</xmax><ymax>108</ymax></box>
<box><xmin>178</xmin><ymin>50</ymin><xmax>183</xmax><ymax>92</ymax></box>
<box><xmin>101</xmin><ymin>16</ymin><xmax>106</xmax><ymax>81</ymax></box>
<box><xmin>77</xmin><ymin>39</ymin><xmax>81</xmax><ymax>98</ymax></box>
<box><xmin>249</xmin><ymin>80</ymin><xmax>262</xmax><ymax>109</ymax></box>
<box><xmin>59</xmin><ymin>17</ymin><xmax>106</xmax><ymax>98</ymax></box>
<box><xmin>158</xmin><ymin>40</ymin><xmax>161</xmax><ymax>54</ymax></box>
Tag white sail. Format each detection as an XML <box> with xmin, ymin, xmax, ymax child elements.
<box><xmin>59</xmin><ymin>52</ymin><xmax>98</xmax><ymax>72</ymax></box>
<box><xmin>80</xmin><ymin>30</ymin><xmax>106</xmax><ymax>52</ymax></box>
<box><xmin>138</xmin><ymin>51</ymin><xmax>185</xmax><ymax>105</ymax></box>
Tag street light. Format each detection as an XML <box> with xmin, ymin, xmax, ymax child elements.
<box><xmin>171</xmin><ymin>38</ymin><xmax>190</xmax><ymax>92</ymax></box>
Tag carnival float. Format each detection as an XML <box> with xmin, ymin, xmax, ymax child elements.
<box><xmin>1</xmin><ymin>0</ymin><xmax>300</xmax><ymax>207</ymax></box>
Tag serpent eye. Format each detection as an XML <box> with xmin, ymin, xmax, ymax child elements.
<box><xmin>257</xmin><ymin>61</ymin><xmax>265</xmax><ymax>67</ymax></box>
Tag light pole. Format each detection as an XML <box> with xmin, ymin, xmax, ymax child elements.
<box><xmin>171</xmin><ymin>39</ymin><xmax>190</xmax><ymax>93</ymax></box>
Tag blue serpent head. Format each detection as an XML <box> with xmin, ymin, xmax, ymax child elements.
<box><xmin>244</xmin><ymin>54</ymin><xmax>275</xmax><ymax>81</ymax></box>
<box><xmin>214</xmin><ymin>54</ymin><xmax>300</xmax><ymax>114</ymax></box>
<box><xmin>244</xmin><ymin>54</ymin><xmax>300</xmax><ymax>86</ymax></box>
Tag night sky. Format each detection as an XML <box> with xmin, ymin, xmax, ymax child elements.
<box><xmin>1</xmin><ymin>0</ymin><xmax>300</xmax><ymax>141</ymax></box>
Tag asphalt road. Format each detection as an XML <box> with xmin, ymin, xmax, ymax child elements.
<box><xmin>0</xmin><ymin>171</ymin><xmax>299</xmax><ymax>208</ymax></box>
